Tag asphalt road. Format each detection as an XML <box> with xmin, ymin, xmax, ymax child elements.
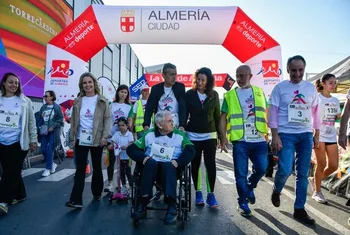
<box><xmin>1</xmin><ymin>151</ymin><xmax>350</xmax><ymax>235</ymax></box>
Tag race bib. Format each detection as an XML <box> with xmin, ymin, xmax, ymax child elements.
<box><xmin>79</xmin><ymin>129</ymin><xmax>93</xmax><ymax>146</ymax></box>
<box><xmin>0</xmin><ymin>109</ymin><xmax>20</xmax><ymax>129</ymax></box>
<box><xmin>244</xmin><ymin>123</ymin><xmax>263</xmax><ymax>141</ymax></box>
<box><xmin>288</xmin><ymin>104</ymin><xmax>311</xmax><ymax>123</ymax></box>
<box><xmin>150</xmin><ymin>142</ymin><xmax>175</xmax><ymax>162</ymax></box>
<box><xmin>325</xmin><ymin>106</ymin><xmax>338</xmax><ymax>117</ymax></box>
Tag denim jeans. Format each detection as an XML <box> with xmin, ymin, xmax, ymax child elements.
<box><xmin>40</xmin><ymin>132</ymin><xmax>55</xmax><ymax>170</ymax></box>
<box><xmin>273</xmin><ymin>132</ymin><xmax>313</xmax><ymax>209</ymax></box>
<box><xmin>232</xmin><ymin>141</ymin><xmax>268</xmax><ymax>204</ymax></box>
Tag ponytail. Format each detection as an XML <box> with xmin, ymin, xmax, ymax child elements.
<box><xmin>315</xmin><ymin>79</ymin><xmax>323</xmax><ymax>93</ymax></box>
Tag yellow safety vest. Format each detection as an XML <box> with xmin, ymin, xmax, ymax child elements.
<box><xmin>225</xmin><ymin>85</ymin><xmax>267</xmax><ymax>142</ymax></box>
<box><xmin>134</xmin><ymin>99</ymin><xmax>145</xmax><ymax>133</ymax></box>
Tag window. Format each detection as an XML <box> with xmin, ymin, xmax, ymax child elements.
<box><xmin>103</xmin><ymin>47</ymin><xmax>113</xmax><ymax>79</ymax></box>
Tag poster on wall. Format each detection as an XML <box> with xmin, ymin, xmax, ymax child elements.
<box><xmin>0</xmin><ymin>0</ymin><xmax>73</xmax><ymax>98</ymax></box>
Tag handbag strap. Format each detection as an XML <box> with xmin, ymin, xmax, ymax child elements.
<box><xmin>47</xmin><ymin>106</ymin><xmax>54</xmax><ymax>126</ymax></box>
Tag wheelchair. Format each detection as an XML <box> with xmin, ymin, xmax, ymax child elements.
<box><xmin>130</xmin><ymin>161</ymin><xmax>192</xmax><ymax>230</ymax></box>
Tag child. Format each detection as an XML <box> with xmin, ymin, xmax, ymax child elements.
<box><xmin>108</xmin><ymin>117</ymin><xmax>134</xmax><ymax>195</ymax></box>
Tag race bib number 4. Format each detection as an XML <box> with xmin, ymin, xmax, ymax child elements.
<box><xmin>150</xmin><ymin>143</ymin><xmax>175</xmax><ymax>162</ymax></box>
<box><xmin>0</xmin><ymin>109</ymin><xmax>20</xmax><ymax>129</ymax></box>
<box><xmin>288</xmin><ymin>104</ymin><xmax>311</xmax><ymax>123</ymax></box>
<box><xmin>79</xmin><ymin>129</ymin><xmax>93</xmax><ymax>146</ymax></box>
<box><xmin>244</xmin><ymin>123</ymin><xmax>263</xmax><ymax>141</ymax></box>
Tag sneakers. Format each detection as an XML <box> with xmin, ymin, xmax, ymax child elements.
<box><xmin>164</xmin><ymin>205</ymin><xmax>178</xmax><ymax>225</ymax></box>
<box><xmin>247</xmin><ymin>190</ymin><xmax>256</xmax><ymax>204</ymax></box>
<box><xmin>65</xmin><ymin>201</ymin><xmax>83</xmax><ymax>209</ymax></box>
<box><xmin>195</xmin><ymin>191</ymin><xmax>205</xmax><ymax>206</ymax></box>
<box><xmin>104</xmin><ymin>181</ymin><xmax>113</xmax><ymax>193</ymax></box>
<box><xmin>42</xmin><ymin>169</ymin><xmax>50</xmax><ymax>177</ymax></box>
<box><xmin>0</xmin><ymin>203</ymin><xmax>8</xmax><ymax>214</ymax></box>
<box><xmin>293</xmin><ymin>208</ymin><xmax>315</xmax><ymax>225</ymax></box>
<box><xmin>237</xmin><ymin>203</ymin><xmax>252</xmax><ymax>217</ymax></box>
<box><xmin>11</xmin><ymin>198</ymin><xmax>26</xmax><ymax>205</ymax></box>
<box><xmin>85</xmin><ymin>164</ymin><xmax>91</xmax><ymax>174</ymax></box>
<box><xmin>132</xmin><ymin>204</ymin><xmax>146</xmax><ymax>220</ymax></box>
<box><xmin>271</xmin><ymin>191</ymin><xmax>281</xmax><ymax>207</ymax></box>
<box><xmin>121</xmin><ymin>186</ymin><xmax>129</xmax><ymax>196</ymax></box>
<box><xmin>312</xmin><ymin>191</ymin><xmax>327</xmax><ymax>204</ymax></box>
<box><xmin>50</xmin><ymin>163</ymin><xmax>57</xmax><ymax>174</ymax></box>
<box><xmin>206</xmin><ymin>192</ymin><xmax>218</xmax><ymax>208</ymax></box>
<box><xmin>308</xmin><ymin>177</ymin><xmax>315</xmax><ymax>193</ymax></box>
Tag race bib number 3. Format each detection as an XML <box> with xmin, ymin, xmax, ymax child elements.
<box><xmin>288</xmin><ymin>104</ymin><xmax>311</xmax><ymax>123</ymax></box>
<box><xmin>0</xmin><ymin>109</ymin><xmax>20</xmax><ymax>129</ymax></box>
<box><xmin>244</xmin><ymin>123</ymin><xmax>263</xmax><ymax>141</ymax></box>
<box><xmin>79</xmin><ymin>129</ymin><xmax>93</xmax><ymax>146</ymax></box>
<box><xmin>150</xmin><ymin>143</ymin><xmax>175</xmax><ymax>162</ymax></box>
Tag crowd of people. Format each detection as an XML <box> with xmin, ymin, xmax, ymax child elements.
<box><xmin>0</xmin><ymin>55</ymin><xmax>349</xmax><ymax>227</ymax></box>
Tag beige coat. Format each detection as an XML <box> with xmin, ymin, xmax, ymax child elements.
<box><xmin>70</xmin><ymin>95</ymin><xmax>110</xmax><ymax>147</ymax></box>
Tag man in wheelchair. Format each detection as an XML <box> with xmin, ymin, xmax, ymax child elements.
<box><xmin>126</xmin><ymin>110</ymin><xmax>195</xmax><ymax>225</ymax></box>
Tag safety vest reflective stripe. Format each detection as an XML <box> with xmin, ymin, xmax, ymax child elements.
<box><xmin>134</xmin><ymin>100</ymin><xmax>144</xmax><ymax>133</ymax></box>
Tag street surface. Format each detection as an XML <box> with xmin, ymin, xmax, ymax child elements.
<box><xmin>1</xmin><ymin>151</ymin><xmax>350</xmax><ymax>235</ymax></box>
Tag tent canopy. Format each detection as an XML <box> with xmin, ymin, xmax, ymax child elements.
<box><xmin>308</xmin><ymin>56</ymin><xmax>350</xmax><ymax>94</ymax></box>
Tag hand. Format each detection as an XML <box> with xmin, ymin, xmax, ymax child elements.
<box><xmin>143</xmin><ymin>156</ymin><xmax>151</xmax><ymax>165</ymax></box>
<box><xmin>171</xmin><ymin>160</ymin><xmax>178</xmax><ymax>168</ymax></box>
<box><xmin>100</xmin><ymin>137</ymin><xmax>107</xmax><ymax>147</ymax></box>
<box><xmin>313</xmin><ymin>134</ymin><xmax>319</xmax><ymax>149</ymax></box>
<box><xmin>107</xmin><ymin>144</ymin><xmax>113</xmax><ymax>150</ymax></box>
<box><xmin>48</xmin><ymin>127</ymin><xmax>54</xmax><ymax>132</ymax></box>
<box><xmin>338</xmin><ymin>134</ymin><xmax>347</xmax><ymax>150</ymax></box>
<box><xmin>271</xmin><ymin>134</ymin><xmax>283</xmax><ymax>152</ymax></box>
<box><xmin>29</xmin><ymin>143</ymin><xmax>37</xmax><ymax>152</ymax></box>
<box><xmin>178</xmin><ymin>126</ymin><xmax>185</xmax><ymax>132</ymax></box>
<box><xmin>144</xmin><ymin>126</ymin><xmax>149</xmax><ymax>131</ymax></box>
<box><xmin>220</xmin><ymin>137</ymin><xmax>229</xmax><ymax>153</ymax></box>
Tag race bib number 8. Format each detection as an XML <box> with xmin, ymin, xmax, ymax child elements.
<box><xmin>79</xmin><ymin>129</ymin><xmax>93</xmax><ymax>146</ymax></box>
<box><xmin>288</xmin><ymin>104</ymin><xmax>311</xmax><ymax>123</ymax></box>
<box><xmin>150</xmin><ymin>143</ymin><xmax>175</xmax><ymax>162</ymax></box>
<box><xmin>0</xmin><ymin>109</ymin><xmax>20</xmax><ymax>129</ymax></box>
<box><xmin>244</xmin><ymin>123</ymin><xmax>262</xmax><ymax>141</ymax></box>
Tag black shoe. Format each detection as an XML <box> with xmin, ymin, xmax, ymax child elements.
<box><xmin>93</xmin><ymin>195</ymin><xmax>101</xmax><ymax>201</ymax></box>
<box><xmin>132</xmin><ymin>205</ymin><xmax>146</xmax><ymax>219</ymax></box>
<box><xmin>271</xmin><ymin>191</ymin><xmax>281</xmax><ymax>207</ymax></box>
<box><xmin>164</xmin><ymin>205</ymin><xmax>178</xmax><ymax>225</ymax></box>
<box><xmin>65</xmin><ymin>201</ymin><xmax>82</xmax><ymax>209</ymax></box>
<box><xmin>293</xmin><ymin>209</ymin><xmax>315</xmax><ymax>225</ymax></box>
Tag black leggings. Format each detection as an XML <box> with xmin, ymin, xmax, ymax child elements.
<box><xmin>191</xmin><ymin>139</ymin><xmax>217</xmax><ymax>192</ymax></box>
<box><xmin>107</xmin><ymin>147</ymin><xmax>116</xmax><ymax>182</ymax></box>
<box><xmin>120</xmin><ymin>160</ymin><xmax>132</xmax><ymax>187</ymax></box>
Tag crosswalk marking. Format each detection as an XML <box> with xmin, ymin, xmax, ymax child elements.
<box><xmin>38</xmin><ymin>169</ymin><xmax>76</xmax><ymax>182</ymax></box>
<box><xmin>22</xmin><ymin>168</ymin><xmax>45</xmax><ymax>177</ymax></box>
<box><xmin>217</xmin><ymin>170</ymin><xmax>235</xmax><ymax>185</ymax></box>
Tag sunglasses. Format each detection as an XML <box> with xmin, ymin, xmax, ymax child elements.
<box><xmin>43</xmin><ymin>95</ymin><xmax>48</xmax><ymax>98</ymax></box>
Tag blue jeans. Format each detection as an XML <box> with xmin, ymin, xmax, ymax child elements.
<box><xmin>273</xmin><ymin>132</ymin><xmax>313</xmax><ymax>209</ymax></box>
<box><xmin>232</xmin><ymin>141</ymin><xmax>268</xmax><ymax>204</ymax></box>
<box><xmin>41</xmin><ymin>132</ymin><xmax>54</xmax><ymax>170</ymax></box>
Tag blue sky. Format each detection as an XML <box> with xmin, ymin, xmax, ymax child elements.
<box><xmin>103</xmin><ymin>0</ymin><xmax>350</xmax><ymax>80</ymax></box>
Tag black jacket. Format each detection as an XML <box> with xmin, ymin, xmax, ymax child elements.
<box><xmin>185</xmin><ymin>89</ymin><xmax>221</xmax><ymax>138</ymax></box>
<box><xmin>143</xmin><ymin>82</ymin><xmax>186</xmax><ymax>128</ymax></box>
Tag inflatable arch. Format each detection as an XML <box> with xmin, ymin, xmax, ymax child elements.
<box><xmin>44</xmin><ymin>5</ymin><xmax>283</xmax><ymax>105</ymax></box>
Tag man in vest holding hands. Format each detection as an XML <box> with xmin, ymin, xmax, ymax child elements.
<box><xmin>130</xmin><ymin>86</ymin><xmax>150</xmax><ymax>139</ymax></box>
<box><xmin>220</xmin><ymin>65</ymin><xmax>268</xmax><ymax>217</ymax></box>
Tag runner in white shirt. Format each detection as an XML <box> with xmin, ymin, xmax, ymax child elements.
<box><xmin>308</xmin><ymin>74</ymin><xmax>341</xmax><ymax>204</ymax></box>
<box><xmin>268</xmin><ymin>55</ymin><xmax>319</xmax><ymax>225</ymax></box>
<box><xmin>105</xmin><ymin>85</ymin><xmax>132</xmax><ymax>193</ymax></box>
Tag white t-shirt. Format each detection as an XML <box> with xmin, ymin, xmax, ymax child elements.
<box><xmin>158</xmin><ymin>86</ymin><xmax>179</xmax><ymax>127</ymax></box>
<box><xmin>236</xmin><ymin>87</ymin><xmax>265</xmax><ymax>143</ymax></box>
<box><xmin>111</xmin><ymin>130</ymin><xmax>134</xmax><ymax>160</ymax></box>
<box><xmin>78</xmin><ymin>95</ymin><xmax>97</xmax><ymax>136</ymax></box>
<box><xmin>42</xmin><ymin>105</ymin><xmax>55</xmax><ymax>124</ymax></box>
<box><xmin>187</xmin><ymin>91</ymin><xmax>217</xmax><ymax>141</ymax></box>
<box><xmin>0</xmin><ymin>96</ymin><xmax>22</xmax><ymax>145</ymax></box>
<box><xmin>269</xmin><ymin>80</ymin><xmax>319</xmax><ymax>134</ymax></box>
<box><xmin>318</xmin><ymin>94</ymin><xmax>340</xmax><ymax>143</ymax></box>
<box><xmin>110</xmin><ymin>103</ymin><xmax>131</xmax><ymax>123</ymax></box>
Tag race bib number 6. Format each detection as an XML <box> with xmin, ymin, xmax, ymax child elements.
<box><xmin>79</xmin><ymin>129</ymin><xmax>93</xmax><ymax>146</ymax></box>
<box><xmin>150</xmin><ymin>143</ymin><xmax>175</xmax><ymax>162</ymax></box>
<box><xmin>288</xmin><ymin>104</ymin><xmax>311</xmax><ymax>123</ymax></box>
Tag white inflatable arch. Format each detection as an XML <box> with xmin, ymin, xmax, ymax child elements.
<box><xmin>44</xmin><ymin>5</ymin><xmax>283</xmax><ymax>105</ymax></box>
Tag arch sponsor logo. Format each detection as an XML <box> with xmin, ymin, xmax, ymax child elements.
<box><xmin>120</xmin><ymin>10</ymin><xmax>135</xmax><ymax>32</ymax></box>
<box><xmin>47</xmin><ymin>60</ymin><xmax>74</xmax><ymax>86</ymax></box>
<box><xmin>257</xmin><ymin>60</ymin><xmax>282</xmax><ymax>86</ymax></box>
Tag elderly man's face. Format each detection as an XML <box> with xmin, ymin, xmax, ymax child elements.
<box><xmin>159</xmin><ymin>114</ymin><xmax>174</xmax><ymax>133</ymax></box>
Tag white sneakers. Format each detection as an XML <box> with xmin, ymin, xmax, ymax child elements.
<box><xmin>312</xmin><ymin>192</ymin><xmax>328</xmax><ymax>204</ymax></box>
<box><xmin>42</xmin><ymin>163</ymin><xmax>57</xmax><ymax>177</ymax></box>
<box><xmin>104</xmin><ymin>181</ymin><xmax>114</xmax><ymax>193</ymax></box>
<box><xmin>0</xmin><ymin>202</ymin><xmax>8</xmax><ymax>214</ymax></box>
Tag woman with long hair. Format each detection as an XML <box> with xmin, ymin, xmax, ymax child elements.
<box><xmin>309</xmin><ymin>73</ymin><xmax>341</xmax><ymax>204</ymax></box>
<box><xmin>0</xmin><ymin>72</ymin><xmax>37</xmax><ymax>215</ymax></box>
<box><xmin>105</xmin><ymin>84</ymin><xmax>132</xmax><ymax>193</ymax></box>
<box><xmin>66</xmin><ymin>72</ymin><xmax>110</xmax><ymax>208</ymax></box>
<box><xmin>185</xmin><ymin>67</ymin><xmax>221</xmax><ymax>208</ymax></box>
<box><xmin>37</xmin><ymin>90</ymin><xmax>64</xmax><ymax>177</ymax></box>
